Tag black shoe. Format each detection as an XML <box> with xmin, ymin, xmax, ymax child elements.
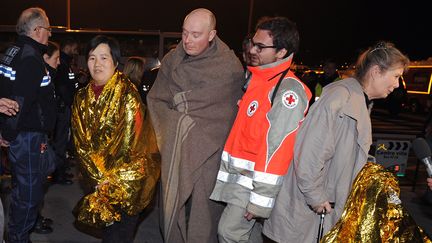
<box><xmin>33</xmin><ymin>222</ymin><xmax>53</xmax><ymax>234</ymax></box>
<box><xmin>39</xmin><ymin>216</ymin><xmax>53</xmax><ymax>225</ymax></box>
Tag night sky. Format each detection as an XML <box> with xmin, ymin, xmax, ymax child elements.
<box><xmin>1</xmin><ymin>0</ymin><xmax>431</xmax><ymax>66</ymax></box>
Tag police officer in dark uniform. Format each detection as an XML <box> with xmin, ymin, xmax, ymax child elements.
<box><xmin>0</xmin><ymin>7</ymin><xmax>56</xmax><ymax>243</ymax></box>
<box><xmin>51</xmin><ymin>37</ymin><xmax>79</xmax><ymax>185</ymax></box>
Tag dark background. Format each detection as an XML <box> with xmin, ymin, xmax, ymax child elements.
<box><xmin>0</xmin><ymin>0</ymin><xmax>430</xmax><ymax>66</ymax></box>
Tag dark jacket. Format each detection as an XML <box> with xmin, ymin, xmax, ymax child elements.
<box><xmin>55</xmin><ymin>51</ymin><xmax>78</xmax><ymax>107</ymax></box>
<box><xmin>0</xmin><ymin>35</ymin><xmax>56</xmax><ymax>141</ymax></box>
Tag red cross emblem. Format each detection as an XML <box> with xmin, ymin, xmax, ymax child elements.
<box><xmin>247</xmin><ymin>100</ymin><xmax>259</xmax><ymax>117</ymax></box>
<box><xmin>286</xmin><ymin>94</ymin><xmax>296</xmax><ymax>105</ymax></box>
<box><xmin>282</xmin><ymin>90</ymin><xmax>299</xmax><ymax>109</ymax></box>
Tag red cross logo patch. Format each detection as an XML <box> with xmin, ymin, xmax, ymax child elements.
<box><xmin>282</xmin><ymin>90</ymin><xmax>299</xmax><ymax>109</ymax></box>
<box><xmin>247</xmin><ymin>100</ymin><xmax>259</xmax><ymax>117</ymax></box>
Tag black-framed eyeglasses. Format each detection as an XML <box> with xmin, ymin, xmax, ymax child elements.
<box><xmin>34</xmin><ymin>26</ymin><xmax>52</xmax><ymax>32</ymax></box>
<box><xmin>249</xmin><ymin>38</ymin><xmax>276</xmax><ymax>53</ymax></box>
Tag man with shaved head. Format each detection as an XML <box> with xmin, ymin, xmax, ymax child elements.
<box><xmin>0</xmin><ymin>7</ymin><xmax>56</xmax><ymax>243</ymax></box>
<box><xmin>147</xmin><ymin>8</ymin><xmax>244</xmax><ymax>243</ymax></box>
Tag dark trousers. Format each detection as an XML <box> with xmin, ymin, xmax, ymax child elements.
<box><xmin>53</xmin><ymin>107</ymin><xmax>71</xmax><ymax>179</ymax></box>
<box><xmin>7</xmin><ymin>132</ymin><xmax>48</xmax><ymax>243</ymax></box>
<box><xmin>102</xmin><ymin>212</ymin><xmax>139</xmax><ymax>243</ymax></box>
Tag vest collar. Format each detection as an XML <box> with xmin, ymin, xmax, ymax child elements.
<box><xmin>247</xmin><ymin>54</ymin><xmax>294</xmax><ymax>82</ymax></box>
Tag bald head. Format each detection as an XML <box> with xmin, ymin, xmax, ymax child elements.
<box><xmin>184</xmin><ymin>8</ymin><xmax>216</xmax><ymax>31</ymax></box>
<box><xmin>182</xmin><ymin>8</ymin><xmax>217</xmax><ymax>56</ymax></box>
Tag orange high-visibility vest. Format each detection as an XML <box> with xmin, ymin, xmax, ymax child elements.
<box><xmin>210</xmin><ymin>56</ymin><xmax>312</xmax><ymax>217</ymax></box>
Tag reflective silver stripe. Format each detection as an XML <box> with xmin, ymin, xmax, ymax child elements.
<box><xmin>250</xmin><ymin>191</ymin><xmax>274</xmax><ymax>208</ymax></box>
<box><xmin>221</xmin><ymin>151</ymin><xmax>229</xmax><ymax>162</ymax></box>
<box><xmin>216</xmin><ymin>171</ymin><xmax>253</xmax><ymax>190</ymax></box>
<box><xmin>68</xmin><ymin>72</ymin><xmax>75</xmax><ymax>79</ymax></box>
<box><xmin>11</xmin><ymin>70</ymin><xmax>16</xmax><ymax>80</ymax></box>
<box><xmin>222</xmin><ymin>151</ymin><xmax>255</xmax><ymax>171</ymax></box>
<box><xmin>0</xmin><ymin>64</ymin><xmax>16</xmax><ymax>81</ymax></box>
<box><xmin>40</xmin><ymin>75</ymin><xmax>51</xmax><ymax>87</ymax></box>
<box><xmin>253</xmin><ymin>171</ymin><xmax>283</xmax><ymax>185</ymax></box>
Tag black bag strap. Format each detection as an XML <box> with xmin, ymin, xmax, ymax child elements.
<box><xmin>270</xmin><ymin>68</ymin><xmax>290</xmax><ymax>106</ymax></box>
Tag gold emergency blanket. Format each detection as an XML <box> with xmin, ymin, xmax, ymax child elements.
<box><xmin>322</xmin><ymin>162</ymin><xmax>431</xmax><ymax>242</ymax></box>
<box><xmin>71</xmin><ymin>71</ymin><xmax>160</xmax><ymax>228</ymax></box>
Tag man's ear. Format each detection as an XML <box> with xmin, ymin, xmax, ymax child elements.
<box><xmin>208</xmin><ymin>30</ymin><xmax>217</xmax><ymax>42</ymax></box>
<box><xmin>276</xmin><ymin>48</ymin><xmax>288</xmax><ymax>60</ymax></box>
<box><xmin>31</xmin><ymin>27</ymin><xmax>41</xmax><ymax>41</ymax></box>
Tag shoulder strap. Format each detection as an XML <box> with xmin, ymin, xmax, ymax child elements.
<box><xmin>270</xmin><ymin>68</ymin><xmax>290</xmax><ymax>106</ymax></box>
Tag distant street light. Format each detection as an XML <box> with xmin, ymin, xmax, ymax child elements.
<box><xmin>247</xmin><ymin>0</ymin><xmax>254</xmax><ymax>34</ymax></box>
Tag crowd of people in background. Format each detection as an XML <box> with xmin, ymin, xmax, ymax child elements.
<box><xmin>0</xmin><ymin>5</ymin><xmax>430</xmax><ymax>243</ymax></box>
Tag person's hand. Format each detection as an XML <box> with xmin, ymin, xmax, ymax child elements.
<box><xmin>427</xmin><ymin>178</ymin><xmax>432</xmax><ymax>190</ymax></box>
<box><xmin>312</xmin><ymin>201</ymin><xmax>333</xmax><ymax>214</ymax></box>
<box><xmin>0</xmin><ymin>133</ymin><xmax>9</xmax><ymax>147</ymax></box>
<box><xmin>0</xmin><ymin>137</ymin><xmax>10</xmax><ymax>147</ymax></box>
<box><xmin>0</xmin><ymin>98</ymin><xmax>19</xmax><ymax>116</ymax></box>
<box><xmin>244</xmin><ymin>211</ymin><xmax>255</xmax><ymax>221</ymax></box>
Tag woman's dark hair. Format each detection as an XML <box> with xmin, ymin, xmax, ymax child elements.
<box><xmin>46</xmin><ymin>41</ymin><xmax>60</xmax><ymax>57</ymax></box>
<box><xmin>123</xmin><ymin>56</ymin><xmax>146</xmax><ymax>87</ymax></box>
<box><xmin>355</xmin><ymin>41</ymin><xmax>410</xmax><ymax>83</ymax></box>
<box><xmin>86</xmin><ymin>35</ymin><xmax>121</xmax><ymax>66</ymax></box>
<box><xmin>256</xmin><ymin>16</ymin><xmax>299</xmax><ymax>58</ymax></box>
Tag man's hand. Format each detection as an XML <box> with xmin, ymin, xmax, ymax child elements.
<box><xmin>427</xmin><ymin>178</ymin><xmax>432</xmax><ymax>190</ymax></box>
<box><xmin>244</xmin><ymin>211</ymin><xmax>255</xmax><ymax>221</ymax></box>
<box><xmin>0</xmin><ymin>98</ymin><xmax>19</xmax><ymax>116</ymax></box>
<box><xmin>0</xmin><ymin>138</ymin><xmax>10</xmax><ymax>147</ymax></box>
<box><xmin>312</xmin><ymin>201</ymin><xmax>333</xmax><ymax>214</ymax></box>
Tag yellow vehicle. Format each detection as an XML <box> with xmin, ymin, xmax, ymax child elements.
<box><xmin>404</xmin><ymin>64</ymin><xmax>432</xmax><ymax>113</ymax></box>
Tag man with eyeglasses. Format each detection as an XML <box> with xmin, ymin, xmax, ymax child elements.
<box><xmin>0</xmin><ymin>7</ymin><xmax>56</xmax><ymax>243</ymax></box>
<box><xmin>210</xmin><ymin>16</ymin><xmax>312</xmax><ymax>242</ymax></box>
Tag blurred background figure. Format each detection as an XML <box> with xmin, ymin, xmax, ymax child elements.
<box><xmin>71</xmin><ymin>35</ymin><xmax>160</xmax><ymax>243</ymax></box>
<box><xmin>301</xmin><ymin>70</ymin><xmax>318</xmax><ymax>104</ymax></box>
<box><xmin>43</xmin><ymin>41</ymin><xmax>60</xmax><ymax>75</ymax></box>
<box><xmin>29</xmin><ymin>40</ymin><xmax>62</xmax><ymax>235</ymax></box>
<box><xmin>314</xmin><ymin>59</ymin><xmax>341</xmax><ymax>100</ymax></box>
<box><xmin>241</xmin><ymin>33</ymin><xmax>253</xmax><ymax>68</ymax></box>
<box><xmin>123</xmin><ymin>56</ymin><xmax>147</xmax><ymax>104</ymax></box>
<box><xmin>51</xmin><ymin>37</ymin><xmax>80</xmax><ymax>186</ymax></box>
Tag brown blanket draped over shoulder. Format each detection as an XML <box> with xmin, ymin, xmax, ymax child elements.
<box><xmin>323</xmin><ymin>162</ymin><xmax>431</xmax><ymax>243</ymax></box>
<box><xmin>147</xmin><ymin>37</ymin><xmax>244</xmax><ymax>243</ymax></box>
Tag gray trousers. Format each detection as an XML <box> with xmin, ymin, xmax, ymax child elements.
<box><xmin>218</xmin><ymin>203</ymin><xmax>263</xmax><ymax>243</ymax></box>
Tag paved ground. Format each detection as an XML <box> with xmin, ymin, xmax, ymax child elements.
<box><xmin>1</xmin><ymin>159</ymin><xmax>432</xmax><ymax>242</ymax></box>
<box><xmin>1</xmin><ymin>162</ymin><xmax>164</xmax><ymax>243</ymax></box>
